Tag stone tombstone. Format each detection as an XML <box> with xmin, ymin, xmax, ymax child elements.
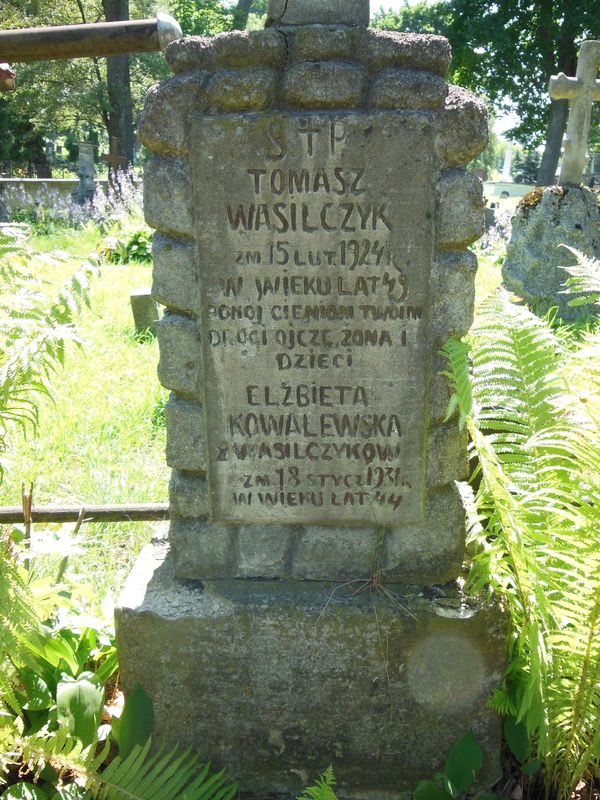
<box><xmin>116</xmin><ymin>2</ymin><xmax>507</xmax><ymax>796</ymax></box>
<box><xmin>503</xmin><ymin>41</ymin><xmax>600</xmax><ymax>320</ymax></box>
<box><xmin>72</xmin><ymin>141</ymin><xmax>96</xmax><ymax>204</ymax></box>
<box><xmin>502</xmin><ymin>185</ymin><xmax>600</xmax><ymax>320</ymax></box>
<box><xmin>130</xmin><ymin>287</ymin><xmax>160</xmax><ymax>337</ymax></box>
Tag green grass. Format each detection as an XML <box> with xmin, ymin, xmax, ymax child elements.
<box><xmin>31</xmin><ymin>221</ymin><xmax>104</xmax><ymax>256</ymax></box>
<box><xmin>0</xmin><ymin>238</ymin><xmax>168</xmax><ymax>609</ymax></box>
<box><xmin>474</xmin><ymin>244</ymin><xmax>504</xmax><ymax>311</ymax></box>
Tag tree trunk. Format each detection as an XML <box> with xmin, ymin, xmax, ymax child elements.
<box><xmin>233</xmin><ymin>0</ymin><xmax>254</xmax><ymax>30</ymax></box>
<box><xmin>537</xmin><ymin>7</ymin><xmax>577</xmax><ymax>186</ymax></box>
<box><xmin>102</xmin><ymin>0</ymin><xmax>134</xmax><ymax>172</ymax></box>
<box><xmin>537</xmin><ymin>99</ymin><xmax>569</xmax><ymax>185</ymax></box>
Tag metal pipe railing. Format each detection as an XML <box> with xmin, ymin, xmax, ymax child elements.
<box><xmin>0</xmin><ymin>13</ymin><xmax>181</xmax><ymax>63</ymax></box>
<box><xmin>0</xmin><ymin>503</ymin><xmax>170</xmax><ymax>524</ymax></box>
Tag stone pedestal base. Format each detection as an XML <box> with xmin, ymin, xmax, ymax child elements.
<box><xmin>116</xmin><ymin>544</ymin><xmax>507</xmax><ymax>799</ymax></box>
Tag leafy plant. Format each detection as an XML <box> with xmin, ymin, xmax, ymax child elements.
<box><xmin>55</xmin><ymin>673</ymin><xmax>104</xmax><ymax>747</ymax></box>
<box><xmin>5</xmin><ymin>729</ymin><xmax>238</xmax><ymax>800</ymax></box>
<box><xmin>559</xmin><ymin>244</ymin><xmax>600</xmax><ymax>307</ymax></box>
<box><xmin>0</xmin><ymin>223</ymin><xmax>98</xmax><ymax>467</ymax></box>
<box><xmin>298</xmin><ymin>767</ymin><xmax>338</xmax><ymax>800</ymax></box>
<box><xmin>99</xmin><ymin>227</ymin><xmax>152</xmax><ymax>265</ymax></box>
<box><xmin>0</xmin><ymin>465</ymin><xmax>230</xmax><ymax>799</ymax></box>
<box><xmin>110</xmin><ymin>685</ymin><xmax>154</xmax><ymax>759</ymax></box>
<box><xmin>442</xmin><ymin>266</ymin><xmax>600</xmax><ymax>800</ymax></box>
<box><xmin>0</xmin><ymin>221</ymin><xmax>229</xmax><ymax>799</ymax></box>
<box><xmin>413</xmin><ymin>731</ymin><xmax>485</xmax><ymax>800</ymax></box>
<box><xmin>0</xmin><ymin>535</ymin><xmax>238</xmax><ymax>800</ymax></box>
<box><xmin>503</xmin><ymin>715</ymin><xmax>540</xmax><ymax>778</ymax></box>
<box><xmin>93</xmin><ymin>171</ymin><xmax>152</xmax><ymax>266</ymax></box>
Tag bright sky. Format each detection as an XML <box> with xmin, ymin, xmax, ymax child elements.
<box><xmin>370</xmin><ymin>0</ymin><xmax>407</xmax><ymax>12</ymax></box>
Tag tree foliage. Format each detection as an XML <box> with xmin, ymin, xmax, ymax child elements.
<box><xmin>1</xmin><ymin>0</ymin><xmax>269</xmax><ymax>167</ymax></box>
<box><xmin>374</xmin><ymin>0</ymin><xmax>599</xmax><ymax>142</ymax></box>
<box><xmin>1</xmin><ymin>0</ymin><xmax>168</xmax><ymax>163</ymax></box>
<box><xmin>373</xmin><ymin>1</ymin><xmax>600</xmax><ymax>182</ymax></box>
<box><xmin>371</xmin><ymin>1</ymin><xmax>451</xmax><ymax>36</ymax></box>
<box><xmin>166</xmin><ymin>0</ymin><xmax>233</xmax><ymax>37</ymax></box>
<box><xmin>0</xmin><ymin>102</ymin><xmax>48</xmax><ymax>172</ymax></box>
<box><xmin>512</xmin><ymin>148</ymin><xmax>541</xmax><ymax>184</ymax></box>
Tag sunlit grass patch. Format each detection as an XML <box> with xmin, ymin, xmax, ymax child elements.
<box><xmin>0</xmin><ymin>253</ymin><xmax>168</xmax><ymax>606</ymax></box>
<box><xmin>31</xmin><ymin>221</ymin><xmax>103</xmax><ymax>256</ymax></box>
<box><xmin>474</xmin><ymin>246</ymin><xmax>504</xmax><ymax>312</ymax></box>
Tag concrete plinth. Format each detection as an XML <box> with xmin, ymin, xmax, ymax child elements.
<box><xmin>116</xmin><ymin>544</ymin><xmax>507</xmax><ymax>799</ymax></box>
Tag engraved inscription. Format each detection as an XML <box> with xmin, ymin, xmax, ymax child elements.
<box><xmin>191</xmin><ymin>112</ymin><xmax>434</xmax><ymax>525</ymax></box>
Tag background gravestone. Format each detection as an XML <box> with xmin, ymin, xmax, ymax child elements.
<box><xmin>130</xmin><ymin>287</ymin><xmax>159</xmax><ymax>337</ymax></box>
<box><xmin>116</xmin><ymin>2</ymin><xmax>507</xmax><ymax>795</ymax></box>
<box><xmin>72</xmin><ymin>141</ymin><xmax>96</xmax><ymax>204</ymax></box>
<box><xmin>502</xmin><ymin>185</ymin><xmax>600</xmax><ymax>320</ymax></box>
<box><xmin>503</xmin><ymin>41</ymin><xmax>600</xmax><ymax>320</ymax></box>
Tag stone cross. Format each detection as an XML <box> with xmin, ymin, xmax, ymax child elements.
<box><xmin>72</xmin><ymin>141</ymin><xmax>96</xmax><ymax>204</ymax></box>
<box><xmin>0</xmin><ymin>15</ymin><xmax>182</xmax><ymax>92</ymax></box>
<box><xmin>101</xmin><ymin>135</ymin><xmax>128</xmax><ymax>173</ymax></box>
<box><xmin>549</xmin><ymin>40</ymin><xmax>600</xmax><ymax>185</ymax></box>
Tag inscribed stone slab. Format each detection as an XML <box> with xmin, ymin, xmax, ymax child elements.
<box><xmin>191</xmin><ymin>112</ymin><xmax>434</xmax><ymax>526</ymax></box>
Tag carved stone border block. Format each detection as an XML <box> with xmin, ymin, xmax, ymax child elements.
<box><xmin>157</xmin><ymin>314</ymin><xmax>203</xmax><ymax>398</ymax></box>
<box><xmin>152</xmin><ymin>235</ymin><xmax>199</xmax><ymax>316</ymax></box>
<box><xmin>165</xmin><ymin>396</ymin><xmax>207</xmax><ymax>471</ymax></box>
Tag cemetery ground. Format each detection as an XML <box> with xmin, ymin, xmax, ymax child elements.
<box><xmin>1</xmin><ymin>211</ymin><xmax>600</xmax><ymax>800</ymax></box>
<box><xmin>0</xmin><ymin>223</ymin><xmax>168</xmax><ymax>603</ymax></box>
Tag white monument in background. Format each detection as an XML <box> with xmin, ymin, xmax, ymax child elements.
<box><xmin>501</xmin><ymin>140</ymin><xmax>513</xmax><ymax>182</ymax></box>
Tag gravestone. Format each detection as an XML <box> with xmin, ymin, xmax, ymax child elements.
<box><xmin>72</xmin><ymin>141</ymin><xmax>96</xmax><ymax>204</ymax></box>
<box><xmin>130</xmin><ymin>287</ymin><xmax>159</xmax><ymax>336</ymax></box>
<box><xmin>503</xmin><ymin>41</ymin><xmax>600</xmax><ymax>320</ymax></box>
<box><xmin>101</xmin><ymin>135</ymin><xmax>128</xmax><ymax>176</ymax></box>
<box><xmin>116</xmin><ymin>2</ymin><xmax>507</xmax><ymax>796</ymax></box>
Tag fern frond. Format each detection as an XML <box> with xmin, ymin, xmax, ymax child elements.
<box><xmin>558</xmin><ymin>246</ymin><xmax>600</xmax><ymax>306</ymax></box>
<box><xmin>446</xmin><ymin>289</ymin><xmax>600</xmax><ymax>800</ymax></box>
<box><xmin>0</xmin><ymin>229</ymin><xmax>98</xmax><ymax>469</ymax></box>
<box><xmin>440</xmin><ymin>337</ymin><xmax>472</xmax><ymax>428</ymax></box>
<box><xmin>471</xmin><ymin>293</ymin><xmax>566</xmax><ymax>457</ymax></box>
<box><xmin>20</xmin><ymin>726</ymin><xmax>92</xmax><ymax>775</ymax></box>
<box><xmin>298</xmin><ymin>767</ymin><xmax>338</xmax><ymax>800</ymax></box>
<box><xmin>85</xmin><ymin>742</ymin><xmax>237</xmax><ymax>800</ymax></box>
<box><xmin>0</xmin><ymin>540</ymin><xmax>43</xmax><ymax>681</ymax></box>
<box><xmin>545</xmin><ymin>577</ymin><xmax>600</xmax><ymax>797</ymax></box>
<box><xmin>5</xmin><ymin>718</ymin><xmax>238</xmax><ymax>800</ymax></box>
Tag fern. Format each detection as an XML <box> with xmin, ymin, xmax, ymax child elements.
<box><xmin>11</xmin><ymin>730</ymin><xmax>238</xmax><ymax>800</ymax></box>
<box><xmin>445</xmin><ymin>288</ymin><xmax>600</xmax><ymax>800</ymax></box>
<box><xmin>440</xmin><ymin>337</ymin><xmax>471</xmax><ymax>429</ymax></box>
<box><xmin>0</xmin><ymin>226</ymin><xmax>242</xmax><ymax>800</ymax></box>
<box><xmin>0</xmin><ymin>537</ymin><xmax>45</xmax><ymax>684</ymax></box>
<box><xmin>297</xmin><ymin>767</ymin><xmax>338</xmax><ymax>800</ymax></box>
<box><xmin>0</xmin><ymin>223</ymin><xmax>98</xmax><ymax>467</ymax></box>
<box><xmin>559</xmin><ymin>245</ymin><xmax>600</xmax><ymax>307</ymax></box>
<box><xmin>90</xmin><ymin>743</ymin><xmax>237</xmax><ymax>800</ymax></box>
